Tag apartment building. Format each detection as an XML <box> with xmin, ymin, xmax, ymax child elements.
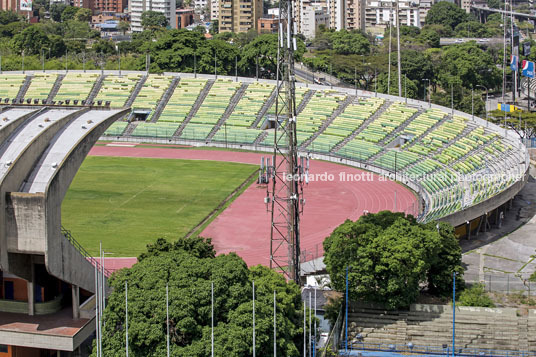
<box><xmin>130</xmin><ymin>0</ymin><xmax>177</xmax><ymax>31</ymax></box>
<box><xmin>219</xmin><ymin>0</ymin><xmax>263</xmax><ymax>33</ymax></box>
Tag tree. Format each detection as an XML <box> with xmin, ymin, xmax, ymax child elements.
<box><xmin>11</xmin><ymin>26</ymin><xmax>50</xmax><ymax>55</ymax></box>
<box><xmin>118</xmin><ymin>20</ymin><xmax>130</xmax><ymax>35</ymax></box>
<box><xmin>92</xmin><ymin>39</ymin><xmax>116</xmax><ymax>56</ymax></box>
<box><xmin>376</xmin><ymin>72</ymin><xmax>419</xmax><ymax>99</ymax></box>
<box><xmin>425</xmin><ymin>2</ymin><xmax>468</xmax><ymax>30</ymax></box>
<box><xmin>95</xmin><ymin>237</ymin><xmax>306</xmax><ymax>356</ymax></box>
<box><xmin>323</xmin><ymin>211</ymin><xmax>463</xmax><ymax>309</ymax></box>
<box><xmin>60</xmin><ymin>6</ymin><xmax>79</xmax><ymax>22</ymax></box>
<box><xmin>141</xmin><ymin>10</ymin><xmax>168</xmax><ymax>30</ymax></box>
<box><xmin>74</xmin><ymin>8</ymin><xmax>92</xmax><ymax>22</ymax></box>
<box><xmin>209</xmin><ymin>19</ymin><xmax>219</xmax><ymax>35</ymax></box>
<box><xmin>0</xmin><ymin>10</ymin><xmax>20</xmax><ymax>25</ymax></box>
<box><xmin>240</xmin><ymin>33</ymin><xmax>305</xmax><ymax>78</ymax></box>
<box><xmin>437</xmin><ymin>42</ymin><xmax>501</xmax><ymax>92</ymax></box>
<box><xmin>49</xmin><ymin>3</ymin><xmax>67</xmax><ymax>22</ymax></box>
<box><xmin>328</xmin><ymin>30</ymin><xmax>370</xmax><ymax>55</ymax></box>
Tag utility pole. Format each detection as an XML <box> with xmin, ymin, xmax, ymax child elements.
<box><xmin>268</xmin><ymin>0</ymin><xmax>305</xmax><ymax>285</ymax></box>
<box><xmin>396</xmin><ymin>0</ymin><xmax>402</xmax><ymax>96</ymax></box>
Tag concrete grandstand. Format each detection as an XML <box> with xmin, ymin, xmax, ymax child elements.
<box><xmin>0</xmin><ymin>105</ymin><xmax>128</xmax><ymax>355</ymax></box>
<box><xmin>0</xmin><ymin>70</ymin><xmax>530</xmax><ymax>355</ymax></box>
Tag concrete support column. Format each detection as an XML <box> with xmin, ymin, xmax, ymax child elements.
<box><xmin>466</xmin><ymin>221</ymin><xmax>471</xmax><ymax>240</ymax></box>
<box><xmin>27</xmin><ymin>262</ymin><xmax>35</xmax><ymax>316</ymax></box>
<box><xmin>72</xmin><ymin>284</ymin><xmax>80</xmax><ymax>319</ymax></box>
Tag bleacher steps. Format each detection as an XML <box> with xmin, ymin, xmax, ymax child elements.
<box><xmin>150</xmin><ymin>76</ymin><xmax>180</xmax><ymax>123</ymax></box>
<box><xmin>123</xmin><ymin>121</ymin><xmax>139</xmax><ymax>136</ymax></box>
<box><xmin>403</xmin><ymin>114</ymin><xmax>451</xmax><ymax>150</ymax></box>
<box><xmin>86</xmin><ymin>74</ymin><xmax>106</xmax><ymax>103</ymax></box>
<box><xmin>250</xmin><ymin>84</ymin><xmax>279</xmax><ymax>128</ymax></box>
<box><xmin>15</xmin><ymin>75</ymin><xmax>32</xmax><ymax>102</ymax></box>
<box><xmin>253</xmin><ymin>131</ymin><xmax>269</xmax><ymax>146</ymax></box>
<box><xmin>46</xmin><ymin>74</ymin><xmax>65</xmax><ymax>104</ymax></box>
<box><xmin>206</xmin><ymin>82</ymin><xmax>249</xmax><ymax>140</ymax></box>
<box><xmin>378</xmin><ymin>108</ymin><xmax>425</xmax><ymax>146</ymax></box>
<box><xmin>330</xmin><ymin>100</ymin><xmax>392</xmax><ymax>153</ymax></box>
<box><xmin>301</xmin><ymin>95</ymin><xmax>355</xmax><ymax>149</ymax></box>
<box><xmin>172</xmin><ymin>79</ymin><xmax>215</xmax><ymax>138</ymax></box>
<box><xmin>346</xmin><ymin>304</ymin><xmax>531</xmax><ymax>353</ymax></box>
<box><xmin>296</xmin><ymin>90</ymin><xmax>315</xmax><ymax>115</ymax></box>
<box><xmin>124</xmin><ymin>74</ymin><xmax>147</xmax><ymax>107</ymax></box>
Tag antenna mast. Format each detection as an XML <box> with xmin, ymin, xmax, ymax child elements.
<box><xmin>268</xmin><ymin>0</ymin><xmax>305</xmax><ymax>285</ymax></box>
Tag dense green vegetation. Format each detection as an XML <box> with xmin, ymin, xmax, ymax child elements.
<box><xmin>96</xmin><ymin>237</ymin><xmax>309</xmax><ymax>356</ymax></box>
<box><xmin>323</xmin><ymin>211</ymin><xmax>464</xmax><ymax>309</ymax></box>
<box><xmin>458</xmin><ymin>283</ymin><xmax>495</xmax><ymax>307</ymax></box>
<box><xmin>61</xmin><ymin>156</ymin><xmax>256</xmax><ymax>256</ymax></box>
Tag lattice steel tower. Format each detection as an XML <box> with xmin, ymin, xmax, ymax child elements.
<box><xmin>268</xmin><ymin>0</ymin><xmax>305</xmax><ymax>285</ymax></box>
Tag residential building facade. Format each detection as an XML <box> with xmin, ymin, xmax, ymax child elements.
<box><xmin>129</xmin><ymin>0</ymin><xmax>177</xmax><ymax>31</ymax></box>
<box><xmin>218</xmin><ymin>0</ymin><xmax>262</xmax><ymax>33</ymax></box>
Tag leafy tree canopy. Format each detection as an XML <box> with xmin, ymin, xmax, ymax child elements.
<box><xmin>141</xmin><ymin>10</ymin><xmax>169</xmax><ymax>30</ymax></box>
<box><xmin>97</xmin><ymin>237</ymin><xmax>307</xmax><ymax>356</ymax></box>
<box><xmin>60</xmin><ymin>5</ymin><xmax>79</xmax><ymax>22</ymax></box>
<box><xmin>323</xmin><ymin>211</ymin><xmax>463</xmax><ymax>309</ymax></box>
<box><xmin>425</xmin><ymin>1</ymin><xmax>468</xmax><ymax>30</ymax></box>
<box><xmin>0</xmin><ymin>10</ymin><xmax>21</xmax><ymax>25</ymax></box>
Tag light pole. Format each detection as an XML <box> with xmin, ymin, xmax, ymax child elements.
<box><xmin>21</xmin><ymin>50</ymin><xmax>24</xmax><ymax>74</ymax></box>
<box><xmin>117</xmin><ymin>46</ymin><xmax>121</xmax><ymax>76</ymax></box>
<box><xmin>475</xmin><ymin>84</ymin><xmax>488</xmax><ymax>123</ymax></box>
<box><xmin>452</xmin><ymin>272</ymin><xmax>457</xmax><ymax>357</ymax></box>
<box><xmin>345</xmin><ymin>266</ymin><xmax>349</xmax><ymax>352</ymax></box>
<box><xmin>422</xmin><ymin>78</ymin><xmax>431</xmax><ymax>108</ymax></box>
<box><xmin>354</xmin><ymin>66</ymin><xmax>357</xmax><ymax>96</ymax></box>
<box><xmin>451</xmin><ymin>82</ymin><xmax>454</xmax><ymax>115</ymax></box>
<box><xmin>471</xmin><ymin>85</ymin><xmax>474</xmax><ymax>121</ymax></box>
<box><xmin>214</xmin><ymin>51</ymin><xmax>217</xmax><ymax>79</ymax></box>
<box><xmin>194</xmin><ymin>52</ymin><xmax>196</xmax><ymax>78</ymax></box>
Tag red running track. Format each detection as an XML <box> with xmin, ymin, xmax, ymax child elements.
<box><xmin>89</xmin><ymin>145</ymin><xmax>418</xmax><ymax>266</ymax></box>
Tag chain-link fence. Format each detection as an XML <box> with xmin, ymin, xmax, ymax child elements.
<box><xmin>464</xmin><ymin>272</ymin><xmax>536</xmax><ymax>296</ymax></box>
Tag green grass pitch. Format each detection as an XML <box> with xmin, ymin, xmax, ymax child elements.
<box><xmin>61</xmin><ymin>156</ymin><xmax>256</xmax><ymax>257</ymax></box>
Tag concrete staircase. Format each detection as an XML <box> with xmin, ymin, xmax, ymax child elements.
<box><xmin>330</xmin><ymin>100</ymin><xmax>392</xmax><ymax>153</ymax></box>
<box><xmin>86</xmin><ymin>74</ymin><xmax>106</xmax><ymax>103</ymax></box>
<box><xmin>172</xmin><ymin>80</ymin><xmax>214</xmax><ymax>138</ymax></box>
<box><xmin>346</xmin><ymin>303</ymin><xmax>535</xmax><ymax>353</ymax></box>
<box><xmin>150</xmin><ymin>76</ymin><xmax>180</xmax><ymax>123</ymax></box>
<box><xmin>250</xmin><ymin>84</ymin><xmax>279</xmax><ymax>128</ymax></box>
<box><xmin>15</xmin><ymin>75</ymin><xmax>32</xmax><ymax>102</ymax></box>
<box><xmin>122</xmin><ymin>121</ymin><xmax>139</xmax><ymax>136</ymax></box>
<box><xmin>46</xmin><ymin>74</ymin><xmax>65</xmax><ymax>104</ymax></box>
<box><xmin>296</xmin><ymin>90</ymin><xmax>315</xmax><ymax>115</ymax></box>
<box><xmin>403</xmin><ymin>114</ymin><xmax>452</xmax><ymax>150</ymax></box>
<box><xmin>124</xmin><ymin>75</ymin><xmax>147</xmax><ymax>107</ymax></box>
<box><xmin>300</xmin><ymin>95</ymin><xmax>355</xmax><ymax>149</ymax></box>
<box><xmin>253</xmin><ymin>131</ymin><xmax>269</xmax><ymax>146</ymax></box>
<box><xmin>378</xmin><ymin>108</ymin><xmax>424</xmax><ymax>146</ymax></box>
<box><xmin>206</xmin><ymin>83</ymin><xmax>249</xmax><ymax>140</ymax></box>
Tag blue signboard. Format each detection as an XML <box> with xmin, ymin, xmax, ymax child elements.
<box><xmin>522</xmin><ymin>60</ymin><xmax>535</xmax><ymax>78</ymax></box>
<box><xmin>511</xmin><ymin>55</ymin><xmax>518</xmax><ymax>71</ymax></box>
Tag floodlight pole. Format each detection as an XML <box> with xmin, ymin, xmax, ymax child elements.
<box><xmin>166</xmin><ymin>284</ymin><xmax>169</xmax><ymax>357</ymax></box>
<box><xmin>125</xmin><ymin>280</ymin><xmax>129</xmax><ymax>357</ymax></box>
<box><xmin>253</xmin><ymin>281</ymin><xmax>256</xmax><ymax>357</ymax></box>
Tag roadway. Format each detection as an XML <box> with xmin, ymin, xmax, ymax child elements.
<box><xmin>440</xmin><ymin>38</ymin><xmax>505</xmax><ymax>46</ymax></box>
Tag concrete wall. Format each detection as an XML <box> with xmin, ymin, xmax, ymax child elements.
<box><xmin>44</xmin><ymin>108</ymin><xmax>129</xmax><ymax>293</ymax></box>
<box><xmin>6</xmin><ymin>193</ymin><xmax>46</xmax><ymax>254</ymax></box>
<box><xmin>0</xmin><ymin>108</ymin><xmax>78</xmax><ymax>275</ymax></box>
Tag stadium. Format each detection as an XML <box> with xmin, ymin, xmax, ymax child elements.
<box><xmin>0</xmin><ymin>70</ymin><xmax>532</xmax><ymax>356</ymax></box>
